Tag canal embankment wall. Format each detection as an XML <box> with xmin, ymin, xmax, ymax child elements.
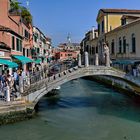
<box><xmin>0</xmin><ymin>100</ymin><xmax>35</xmax><ymax>125</ymax></box>
<box><xmin>85</xmin><ymin>76</ymin><xmax>140</xmax><ymax>96</ymax></box>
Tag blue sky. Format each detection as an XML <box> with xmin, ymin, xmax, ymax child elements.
<box><xmin>19</xmin><ymin>0</ymin><xmax>140</xmax><ymax>46</ymax></box>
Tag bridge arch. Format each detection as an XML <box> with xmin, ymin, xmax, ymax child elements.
<box><xmin>26</xmin><ymin>66</ymin><xmax>135</xmax><ymax>107</ymax></box>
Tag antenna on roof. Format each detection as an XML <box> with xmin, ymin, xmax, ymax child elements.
<box><xmin>26</xmin><ymin>0</ymin><xmax>29</xmax><ymax>9</ymax></box>
<box><xmin>67</xmin><ymin>33</ymin><xmax>71</xmax><ymax>44</ymax></box>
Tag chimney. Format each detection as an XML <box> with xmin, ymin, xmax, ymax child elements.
<box><xmin>92</xmin><ymin>26</ymin><xmax>95</xmax><ymax>39</ymax></box>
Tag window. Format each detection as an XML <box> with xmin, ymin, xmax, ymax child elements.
<box><xmin>132</xmin><ymin>34</ymin><xmax>136</xmax><ymax>53</ymax></box>
<box><xmin>24</xmin><ymin>29</ymin><xmax>29</xmax><ymax>39</ymax></box>
<box><xmin>23</xmin><ymin>48</ymin><xmax>25</xmax><ymax>56</ymax></box>
<box><xmin>12</xmin><ymin>36</ymin><xmax>15</xmax><ymax>50</ymax></box>
<box><xmin>111</xmin><ymin>40</ymin><xmax>115</xmax><ymax>54</ymax></box>
<box><xmin>19</xmin><ymin>40</ymin><xmax>22</xmax><ymax>52</ymax></box>
<box><xmin>90</xmin><ymin>47</ymin><xmax>92</xmax><ymax>54</ymax></box>
<box><xmin>94</xmin><ymin>33</ymin><xmax>97</xmax><ymax>38</ymax></box>
<box><xmin>86</xmin><ymin>45</ymin><xmax>89</xmax><ymax>52</ymax></box>
<box><xmin>96</xmin><ymin>46</ymin><xmax>98</xmax><ymax>53</ymax></box>
<box><xmin>101</xmin><ymin>20</ymin><xmax>104</xmax><ymax>33</ymax></box>
<box><xmin>34</xmin><ymin>35</ymin><xmax>37</xmax><ymax>42</ymax></box>
<box><xmin>61</xmin><ymin>54</ymin><xmax>63</xmax><ymax>57</ymax></box>
<box><xmin>123</xmin><ymin>36</ymin><xmax>126</xmax><ymax>53</ymax></box>
<box><xmin>27</xmin><ymin>49</ymin><xmax>29</xmax><ymax>57</ymax></box>
<box><xmin>119</xmin><ymin>37</ymin><xmax>122</xmax><ymax>53</ymax></box>
<box><xmin>34</xmin><ymin>33</ymin><xmax>38</xmax><ymax>42</ymax></box>
<box><xmin>27</xmin><ymin>49</ymin><xmax>30</xmax><ymax>57</ymax></box>
<box><xmin>92</xmin><ymin>47</ymin><xmax>95</xmax><ymax>54</ymax></box>
<box><xmin>121</xmin><ymin>18</ymin><xmax>126</xmax><ymax>25</ymax></box>
<box><xmin>16</xmin><ymin>38</ymin><xmax>19</xmax><ymax>51</ymax></box>
<box><xmin>68</xmin><ymin>54</ymin><xmax>72</xmax><ymax>56</ymax></box>
<box><xmin>37</xmin><ymin>48</ymin><xmax>40</xmax><ymax>54</ymax></box>
<box><xmin>98</xmin><ymin>24</ymin><xmax>100</xmax><ymax>35</ymax></box>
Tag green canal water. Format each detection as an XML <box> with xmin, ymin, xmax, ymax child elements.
<box><xmin>0</xmin><ymin>79</ymin><xmax>140</xmax><ymax>140</ymax></box>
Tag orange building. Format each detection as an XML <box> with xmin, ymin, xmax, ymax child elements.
<box><xmin>55</xmin><ymin>51</ymin><xmax>77</xmax><ymax>61</ymax></box>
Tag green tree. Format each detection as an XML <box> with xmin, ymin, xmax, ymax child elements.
<box><xmin>10</xmin><ymin>0</ymin><xmax>32</xmax><ymax>25</ymax></box>
<box><xmin>21</xmin><ymin>7</ymin><xmax>33</xmax><ymax>24</ymax></box>
<box><xmin>10</xmin><ymin>0</ymin><xmax>21</xmax><ymax>11</ymax></box>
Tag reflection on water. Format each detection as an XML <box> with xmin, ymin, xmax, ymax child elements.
<box><xmin>0</xmin><ymin>79</ymin><xmax>140</xmax><ymax>140</ymax></box>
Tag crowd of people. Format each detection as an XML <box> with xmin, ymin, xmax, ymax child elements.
<box><xmin>0</xmin><ymin>68</ymin><xmax>27</xmax><ymax>100</ymax></box>
<box><xmin>0</xmin><ymin>63</ymin><xmax>49</xmax><ymax>101</ymax></box>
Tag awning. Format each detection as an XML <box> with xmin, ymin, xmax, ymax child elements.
<box><xmin>0</xmin><ymin>59</ymin><xmax>18</xmax><ymax>68</ymax></box>
<box><xmin>113</xmin><ymin>60</ymin><xmax>140</xmax><ymax>65</ymax></box>
<box><xmin>34</xmin><ymin>58</ymin><xmax>42</xmax><ymax>64</ymax></box>
<box><xmin>13</xmin><ymin>55</ymin><xmax>33</xmax><ymax>64</ymax></box>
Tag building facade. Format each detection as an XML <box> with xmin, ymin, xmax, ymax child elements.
<box><xmin>82</xmin><ymin>9</ymin><xmax>140</xmax><ymax>68</ymax></box>
<box><xmin>0</xmin><ymin>0</ymin><xmax>34</xmax><ymax>72</ymax></box>
<box><xmin>55</xmin><ymin>51</ymin><xmax>77</xmax><ymax>61</ymax></box>
<box><xmin>33</xmin><ymin>26</ymin><xmax>52</xmax><ymax>64</ymax></box>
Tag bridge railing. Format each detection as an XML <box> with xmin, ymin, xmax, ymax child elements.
<box><xmin>21</xmin><ymin>65</ymin><xmax>126</xmax><ymax>93</ymax></box>
<box><xmin>21</xmin><ymin>65</ymin><xmax>79</xmax><ymax>93</ymax></box>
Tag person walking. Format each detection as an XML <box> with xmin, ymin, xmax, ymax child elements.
<box><xmin>13</xmin><ymin>70</ymin><xmax>18</xmax><ymax>92</ymax></box>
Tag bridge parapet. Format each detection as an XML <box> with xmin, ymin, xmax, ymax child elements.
<box><xmin>23</xmin><ymin>65</ymin><xmax>131</xmax><ymax>104</ymax></box>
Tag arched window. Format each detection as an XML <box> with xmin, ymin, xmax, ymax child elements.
<box><xmin>123</xmin><ymin>36</ymin><xmax>126</xmax><ymax>53</ymax></box>
<box><xmin>111</xmin><ymin>39</ymin><xmax>115</xmax><ymax>54</ymax></box>
<box><xmin>96</xmin><ymin>46</ymin><xmax>98</xmax><ymax>53</ymax></box>
<box><xmin>86</xmin><ymin>45</ymin><xmax>89</xmax><ymax>52</ymax></box>
<box><xmin>92</xmin><ymin>47</ymin><xmax>95</xmax><ymax>54</ymax></box>
<box><xmin>90</xmin><ymin>46</ymin><xmax>92</xmax><ymax>55</ymax></box>
<box><xmin>132</xmin><ymin>34</ymin><xmax>136</xmax><ymax>53</ymax></box>
<box><xmin>119</xmin><ymin>37</ymin><xmax>122</xmax><ymax>53</ymax></box>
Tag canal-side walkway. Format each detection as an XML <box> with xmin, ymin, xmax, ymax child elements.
<box><xmin>0</xmin><ymin>99</ymin><xmax>32</xmax><ymax>114</ymax></box>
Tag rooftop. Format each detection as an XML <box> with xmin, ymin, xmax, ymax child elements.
<box><xmin>121</xmin><ymin>14</ymin><xmax>140</xmax><ymax>19</ymax></box>
<box><xmin>101</xmin><ymin>9</ymin><xmax>140</xmax><ymax>14</ymax></box>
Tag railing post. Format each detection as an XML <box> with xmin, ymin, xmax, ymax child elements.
<box><xmin>78</xmin><ymin>53</ymin><xmax>82</xmax><ymax>67</ymax></box>
<box><xmin>85</xmin><ymin>52</ymin><xmax>89</xmax><ymax>67</ymax></box>
<box><xmin>95</xmin><ymin>53</ymin><xmax>99</xmax><ymax>66</ymax></box>
<box><xmin>27</xmin><ymin>72</ymin><xmax>30</xmax><ymax>86</ymax></box>
<box><xmin>19</xmin><ymin>76</ymin><xmax>24</xmax><ymax>93</ymax></box>
<box><xmin>6</xmin><ymin>85</ymin><xmax>10</xmax><ymax>102</ymax></box>
<box><xmin>106</xmin><ymin>54</ymin><xmax>110</xmax><ymax>67</ymax></box>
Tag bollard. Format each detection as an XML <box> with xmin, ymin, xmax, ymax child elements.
<box><xmin>6</xmin><ymin>85</ymin><xmax>10</xmax><ymax>102</ymax></box>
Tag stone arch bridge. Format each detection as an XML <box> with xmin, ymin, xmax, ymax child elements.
<box><xmin>23</xmin><ymin>65</ymin><xmax>140</xmax><ymax>107</ymax></box>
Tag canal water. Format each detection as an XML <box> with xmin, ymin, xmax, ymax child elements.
<box><xmin>0</xmin><ymin>78</ymin><xmax>140</xmax><ymax>140</ymax></box>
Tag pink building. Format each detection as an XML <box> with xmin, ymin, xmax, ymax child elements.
<box><xmin>0</xmin><ymin>0</ymin><xmax>33</xmax><ymax>71</ymax></box>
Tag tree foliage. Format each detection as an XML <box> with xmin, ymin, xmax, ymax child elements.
<box><xmin>10</xmin><ymin>0</ymin><xmax>21</xmax><ymax>11</ymax></box>
<box><xmin>10</xmin><ymin>0</ymin><xmax>32</xmax><ymax>25</ymax></box>
<box><xmin>21</xmin><ymin>7</ymin><xmax>33</xmax><ymax>25</ymax></box>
